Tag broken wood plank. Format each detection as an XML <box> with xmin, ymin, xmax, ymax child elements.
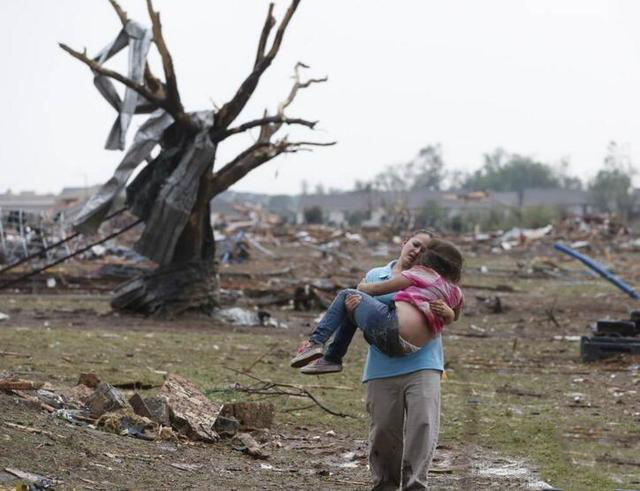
<box><xmin>0</xmin><ymin>378</ymin><xmax>43</xmax><ymax>391</ymax></box>
<box><xmin>158</xmin><ymin>373</ymin><xmax>220</xmax><ymax>442</ymax></box>
<box><xmin>86</xmin><ymin>383</ymin><xmax>128</xmax><ymax>418</ymax></box>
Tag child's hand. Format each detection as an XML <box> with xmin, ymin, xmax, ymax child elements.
<box><xmin>431</xmin><ymin>299</ymin><xmax>455</xmax><ymax>324</ymax></box>
<box><xmin>345</xmin><ymin>293</ymin><xmax>361</xmax><ymax>319</ymax></box>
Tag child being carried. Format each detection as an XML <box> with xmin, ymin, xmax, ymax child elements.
<box><xmin>291</xmin><ymin>238</ymin><xmax>464</xmax><ymax>369</ymax></box>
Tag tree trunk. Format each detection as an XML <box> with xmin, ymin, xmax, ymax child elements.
<box><xmin>111</xmin><ymin>176</ymin><xmax>219</xmax><ymax>317</ymax></box>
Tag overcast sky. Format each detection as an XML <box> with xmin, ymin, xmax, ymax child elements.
<box><xmin>2</xmin><ymin>0</ymin><xmax>640</xmax><ymax>195</ymax></box>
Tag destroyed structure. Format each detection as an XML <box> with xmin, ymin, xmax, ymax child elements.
<box><xmin>57</xmin><ymin>0</ymin><xmax>332</xmax><ymax>316</ymax></box>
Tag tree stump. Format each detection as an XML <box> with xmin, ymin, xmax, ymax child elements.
<box><xmin>111</xmin><ymin>261</ymin><xmax>218</xmax><ymax>316</ymax></box>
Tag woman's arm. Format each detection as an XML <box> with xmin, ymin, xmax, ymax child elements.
<box><xmin>357</xmin><ymin>275</ymin><xmax>412</xmax><ymax>296</ymax></box>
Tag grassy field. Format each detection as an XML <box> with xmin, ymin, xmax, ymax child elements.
<box><xmin>1</xmin><ymin>250</ymin><xmax>640</xmax><ymax>489</ymax></box>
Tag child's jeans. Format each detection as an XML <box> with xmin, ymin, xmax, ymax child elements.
<box><xmin>310</xmin><ymin>289</ymin><xmax>406</xmax><ymax>358</ymax></box>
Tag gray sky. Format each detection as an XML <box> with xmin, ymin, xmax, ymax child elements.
<box><xmin>1</xmin><ymin>0</ymin><xmax>640</xmax><ymax>195</ymax></box>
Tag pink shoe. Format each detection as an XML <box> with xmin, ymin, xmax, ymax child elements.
<box><xmin>290</xmin><ymin>340</ymin><xmax>324</xmax><ymax>368</ymax></box>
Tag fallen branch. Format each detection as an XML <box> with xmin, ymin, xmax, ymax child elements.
<box><xmin>280</xmin><ymin>404</ymin><xmax>316</xmax><ymax>413</ymax></box>
<box><xmin>222</xmin><ymin>367</ymin><xmax>357</xmax><ymax>418</ymax></box>
<box><xmin>596</xmin><ymin>453</ymin><xmax>640</xmax><ymax>467</ymax></box>
<box><xmin>0</xmin><ymin>351</ymin><xmax>32</xmax><ymax>358</ymax></box>
<box><xmin>3</xmin><ymin>421</ymin><xmax>64</xmax><ymax>441</ymax></box>
<box><xmin>243</xmin><ymin>345</ymin><xmax>277</xmax><ymax>373</ymax></box>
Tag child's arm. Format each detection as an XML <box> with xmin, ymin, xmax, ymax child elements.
<box><xmin>357</xmin><ymin>275</ymin><xmax>412</xmax><ymax>296</ymax></box>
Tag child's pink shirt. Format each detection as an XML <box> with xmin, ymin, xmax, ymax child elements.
<box><xmin>394</xmin><ymin>265</ymin><xmax>464</xmax><ymax>334</ymax></box>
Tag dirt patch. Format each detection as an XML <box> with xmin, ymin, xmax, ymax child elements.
<box><xmin>2</xmin><ymin>243</ymin><xmax>640</xmax><ymax>489</ymax></box>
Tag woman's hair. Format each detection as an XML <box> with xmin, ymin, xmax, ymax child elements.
<box><xmin>417</xmin><ymin>238</ymin><xmax>463</xmax><ymax>283</ymax></box>
<box><xmin>402</xmin><ymin>228</ymin><xmax>436</xmax><ymax>242</ymax></box>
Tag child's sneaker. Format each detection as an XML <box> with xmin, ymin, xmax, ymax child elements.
<box><xmin>300</xmin><ymin>357</ymin><xmax>343</xmax><ymax>375</ymax></box>
<box><xmin>290</xmin><ymin>340</ymin><xmax>324</xmax><ymax>368</ymax></box>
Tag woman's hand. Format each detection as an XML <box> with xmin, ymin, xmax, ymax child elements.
<box><xmin>357</xmin><ymin>281</ymin><xmax>373</xmax><ymax>294</ymax></box>
<box><xmin>431</xmin><ymin>299</ymin><xmax>455</xmax><ymax>324</ymax></box>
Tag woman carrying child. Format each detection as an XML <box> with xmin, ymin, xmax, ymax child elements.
<box><xmin>290</xmin><ymin>238</ymin><xmax>463</xmax><ymax>366</ymax></box>
<box><xmin>291</xmin><ymin>231</ymin><xmax>462</xmax><ymax>490</ymax></box>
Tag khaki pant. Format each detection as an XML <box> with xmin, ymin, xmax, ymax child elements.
<box><xmin>366</xmin><ymin>370</ymin><xmax>441</xmax><ymax>491</ymax></box>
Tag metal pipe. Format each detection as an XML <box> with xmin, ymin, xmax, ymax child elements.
<box><xmin>554</xmin><ymin>242</ymin><xmax>640</xmax><ymax>300</ymax></box>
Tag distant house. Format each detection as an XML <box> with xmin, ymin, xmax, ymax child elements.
<box><xmin>0</xmin><ymin>191</ymin><xmax>57</xmax><ymax>214</ymax></box>
<box><xmin>296</xmin><ymin>188</ymin><xmax>593</xmax><ymax>226</ymax></box>
<box><xmin>492</xmin><ymin>188</ymin><xmax>592</xmax><ymax>215</ymax></box>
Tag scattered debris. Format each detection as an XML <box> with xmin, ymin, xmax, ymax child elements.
<box><xmin>213</xmin><ymin>415</ymin><xmax>240</xmax><ymax>438</ymax></box>
<box><xmin>77</xmin><ymin>372</ymin><xmax>101</xmax><ymax>388</ymax></box>
<box><xmin>128</xmin><ymin>392</ymin><xmax>153</xmax><ymax>420</ymax></box>
<box><xmin>0</xmin><ymin>378</ymin><xmax>44</xmax><ymax>391</ymax></box>
<box><xmin>97</xmin><ymin>407</ymin><xmax>156</xmax><ymax>441</ymax></box>
<box><xmin>86</xmin><ymin>383</ymin><xmax>129</xmax><ymax>418</ymax></box>
<box><xmin>496</xmin><ymin>384</ymin><xmax>544</xmax><ymax>398</ymax></box>
<box><xmin>581</xmin><ymin>312</ymin><xmax>640</xmax><ymax>361</ymax></box>
<box><xmin>220</xmin><ymin>402</ymin><xmax>274</xmax><ymax>430</ymax></box>
<box><xmin>170</xmin><ymin>462</ymin><xmax>203</xmax><ymax>472</ymax></box>
<box><xmin>232</xmin><ymin>432</ymin><xmax>269</xmax><ymax>460</ymax></box>
<box><xmin>3</xmin><ymin>467</ymin><xmax>58</xmax><ymax>489</ymax></box>
<box><xmin>222</xmin><ymin>367</ymin><xmax>357</xmax><ymax>419</ymax></box>
<box><xmin>143</xmin><ymin>396</ymin><xmax>172</xmax><ymax>427</ymax></box>
<box><xmin>554</xmin><ymin>243</ymin><xmax>640</xmax><ymax>299</ymax></box>
<box><xmin>476</xmin><ymin>295</ymin><xmax>506</xmax><ymax>314</ymax></box>
<box><xmin>157</xmin><ymin>374</ymin><xmax>220</xmax><ymax>442</ymax></box>
<box><xmin>214</xmin><ymin>307</ymin><xmax>280</xmax><ymax>327</ymax></box>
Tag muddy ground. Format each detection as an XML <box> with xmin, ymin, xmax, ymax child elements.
<box><xmin>1</xmin><ymin>241</ymin><xmax>640</xmax><ymax>490</ymax></box>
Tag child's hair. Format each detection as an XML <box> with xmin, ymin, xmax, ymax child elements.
<box><xmin>417</xmin><ymin>238</ymin><xmax>463</xmax><ymax>283</ymax></box>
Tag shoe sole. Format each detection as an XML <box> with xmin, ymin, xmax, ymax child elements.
<box><xmin>300</xmin><ymin>365</ymin><xmax>343</xmax><ymax>375</ymax></box>
<box><xmin>290</xmin><ymin>348</ymin><xmax>324</xmax><ymax>368</ymax></box>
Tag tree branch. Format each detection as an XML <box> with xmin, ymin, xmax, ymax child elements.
<box><xmin>254</xmin><ymin>3</ymin><xmax>275</xmax><ymax>68</ymax></box>
<box><xmin>108</xmin><ymin>0</ymin><xmax>164</xmax><ymax>95</ymax></box>
<box><xmin>207</xmin><ymin>142</ymin><xmax>285</xmax><ymax>198</ymax></box>
<box><xmin>59</xmin><ymin>43</ymin><xmax>164</xmax><ymax>108</ymax></box>
<box><xmin>207</xmin><ymin>137</ymin><xmax>334</xmax><ymax>199</ymax></box>
<box><xmin>279</xmin><ymin>63</ymin><xmax>327</xmax><ymax>114</ymax></box>
<box><xmin>108</xmin><ymin>0</ymin><xmax>128</xmax><ymax>25</ymax></box>
<box><xmin>217</xmin><ymin>116</ymin><xmax>317</xmax><ymax>141</ymax></box>
<box><xmin>146</xmin><ymin>0</ymin><xmax>184</xmax><ymax>118</ymax></box>
<box><xmin>109</xmin><ymin>0</ymin><xmax>166</xmax><ymax>99</ymax></box>
<box><xmin>265</xmin><ymin>0</ymin><xmax>300</xmax><ymax>60</ymax></box>
<box><xmin>214</xmin><ymin>0</ymin><xmax>301</xmax><ymax>130</ymax></box>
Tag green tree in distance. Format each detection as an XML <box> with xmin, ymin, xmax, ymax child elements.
<box><xmin>463</xmin><ymin>148</ymin><xmax>560</xmax><ymax>192</ymax></box>
<box><xmin>589</xmin><ymin>141</ymin><xmax>636</xmax><ymax>219</ymax></box>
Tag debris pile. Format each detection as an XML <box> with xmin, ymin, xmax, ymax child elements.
<box><xmin>0</xmin><ymin>372</ymin><xmax>277</xmax><ymax>449</ymax></box>
<box><xmin>581</xmin><ymin>311</ymin><xmax>640</xmax><ymax>361</ymax></box>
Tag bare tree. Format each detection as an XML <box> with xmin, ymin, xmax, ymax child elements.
<box><xmin>61</xmin><ymin>0</ymin><xmax>333</xmax><ymax>315</ymax></box>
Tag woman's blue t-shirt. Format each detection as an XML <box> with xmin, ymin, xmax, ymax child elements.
<box><xmin>362</xmin><ymin>260</ymin><xmax>444</xmax><ymax>382</ymax></box>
